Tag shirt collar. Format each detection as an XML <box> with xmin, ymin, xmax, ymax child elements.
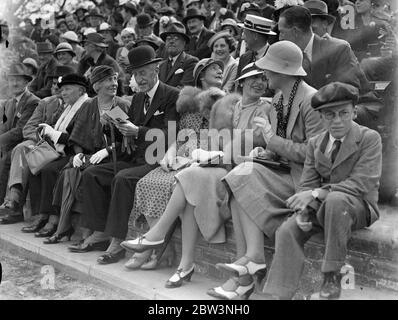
<box><xmin>146</xmin><ymin>80</ymin><xmax>160</xmax><ymax>101</ymax></box>
<box><xmin>170</xmin><ymin>52</ymin><xmax>182</xmax><ymax>64</ymax></box>
<box><xmin>303</xmin><ymin>33</ymin><xmax>315</xmax><ymax>62</ymax></box>
<box><xmin>329</xmin><ymin>133</ymin><xmax>345</xmax><ymax>144</ymax></box>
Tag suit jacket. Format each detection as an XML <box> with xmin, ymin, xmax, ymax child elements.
<box><xmin>186</xmin><ymin>28</ymin><xmax>215</xmax><ymax>60</ymax></box>
<box><xmin>29</xmin><ymin>57</ymin><xmax>59</xmax><ymax>99</ymax></box>
<box><xmin>266</xmin><ymin>81</ymin><xmax>326</xmax><ymax>189</ymax></box>
<box><xmin>159</xmin><ymin>51</ymin><xmax>199</xmax><ymax>88</ymax></box>
<box><xmin>299</xmin><ymin>122</ymin><xmax>382</xmax><ymax>226</ymax></box>
<box><xmin>23</xmin><ymin>95</ymin><xmax>64</xmax><ymax>142</ymax></box>
<box><xmin>0</xmin><ymin>90</ymin><xmax>40</xmax><ymax>152</ymax></box>
<box><xmin>129</xmin><ymin>81</ymin><xmax>179</xmax><ymax>164</ymax></box>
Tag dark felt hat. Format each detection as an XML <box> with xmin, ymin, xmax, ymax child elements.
<box><xmin>87</xmin><ymin>8</ymin><xmax>105</xmax><ymax>19</ymax></box>
<box><xmin>158</xmin><ymin>6</ymin><xmax>176</xmax><ymax>16</ymax></box>
<box><xmin>183</xmin><ymin>8</ymin><xmax>206</xmax><ymax>24</ymax></box>
<box><xmin>160</xmin><ymin>22</ymin><xmax>190</xmax><ymax>42</ymax></box>
<box><xmin>128</xmin><ymin>45</ymin><xmax>163</xmax><ymax>69</ymax></box>
<box><xmin>136</xmin><ymin>13</ymin><xmax>155</xmax><ymax>28</ymax></box>
<box><xmin>47</xmin><ymin>65</ymin><xmax>76</xmax><ymax>79</ymax></box>
<box><xmin>304</xmin><ymin>0</ymin><xmax>336</xmax><ymax>25</ymax></box>
<box><xmin>90</xmin><ymin>65</ymin><xmax>117</xmax><ymax>85</ymax></box>
<box><xmin>7</xmin><ymin>63</ymin><xmax>33</xmax><ymax>81</ymax></box>
<box><xmin>82</xmin><ymin>32</ymin><xmax>109</xmax><ymax>48</ymax></box>
<box><xmin>134</xmin><ymin>37</ymin><xmax>160</xmax><ymax>50</ymax></box>
<box><xmin>36</xmin><ymin>42</ymin><xmax>54</xmax><ymax>54</ymax></box>
<box><xmin>311</xmin><ymin>82</ymin><xmax>359</xmax><ymax>111</ymax></box>
<box><xmin>122</xmin><ymin>2</ymin><xmax>139</xmax><ymax>15</ymax></box>
<box><xmin>57</xmin><ymin>73</ymin><xmax>89</xmax><ymax>89</ymax></box>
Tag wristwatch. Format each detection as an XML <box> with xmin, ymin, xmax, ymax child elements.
<box><xmin>311</xmin><ymin>189</ymin><xmax>320</xmax><ymax>201</ymax></box>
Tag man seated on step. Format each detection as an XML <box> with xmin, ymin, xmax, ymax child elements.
<box><xmin>263</xmin><ymin>82</ymin><xmax>382</xmax><ymax>300</ymax></box>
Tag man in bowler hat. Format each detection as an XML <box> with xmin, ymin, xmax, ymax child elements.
<box><xmin>70</xmin><ymin>46</ymin><xmax>179</xmax><ymax>265</ymax></box>
<box><xmin>263</xmin><ymin>82</ymin><xmax>382</xmax><ymax>300</ymax></box>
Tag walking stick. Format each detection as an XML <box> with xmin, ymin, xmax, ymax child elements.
<box><xmin>109</xmin><ymin>123</ymin><xmax>117</xmax><ymax>175</ymax></box>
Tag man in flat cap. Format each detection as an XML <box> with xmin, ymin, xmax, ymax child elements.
<box><xmin>263</xmin><ymin>82</ymin><xmax>382</xmax><ymax>300</ymax></box>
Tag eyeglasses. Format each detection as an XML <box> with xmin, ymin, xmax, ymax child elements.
<box><xmin>165</xmin><ymin>35</ymin><xmax>182</xmax><ymax>42</ymax></box>
<box><xmin>323</xmin><ymin>110</ymin><xmax>352</xmax><ymax>121</ymax></box>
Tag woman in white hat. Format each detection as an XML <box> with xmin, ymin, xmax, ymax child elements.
<box><xmin>60</xmin><ymin>31</ymin><xmax>85</xmax><ymax>61</ymax></box>
<box><xmin>54</xmin><ymin>42</ymin><xmax>78</xmax><ymax>71</ymax></box>
<box><xmin>208</xmin><ymin>40</ymin><xmax>325</xmax><ymax>300</ymax></box>
<box><xmin>121</xmin><ymin>62</ymin><xmax>270</xmax><ymax>289</ymax></box>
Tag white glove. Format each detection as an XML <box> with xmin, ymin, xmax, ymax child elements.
<box><xmin>253</xmin><ymin>116</ymin><xmax>274</xmax><ymax>143</ymax></box>
<box><xmin>89</xmin><ymin>148</ymin><xmax>109</xmax><ymax>165</ymax></box>
<box><xmin>38</xmin><ymin>123</ymin><xmax>60</xmax><ymax>143</ymax></box>
<box><xmin>73</xmin><ymin>153</ymin><xmax>84</xmax><ymax>168</ymax></box>
<box><xmin>249</xmin><ymin>147</ymin><xmax>265</xmax><ymax>158</ymax></box>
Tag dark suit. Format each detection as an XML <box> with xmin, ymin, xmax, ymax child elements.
<box><xmin>29</xmin><ymin>57</ymin><xmax>59</xmax><ymax>99</ymax></box>
<box><xmin>159</xmin><ymin>51</ymin><xmax>199</xmax><ymax>88</ymax></box>
<box><xmin>264</xmin><ymin>123</ymin><xmax>382</xmax><ymax>299</ymax></box>
<box><xmin>186</xmin><ymin>27</ymin><xmax>215</xmax><ymax>60</ymax></box>
<box><xmin>0</xmin><ymin>90</ymin><xmax>39</xmax><ymax>203</ymax></box>
<box><xmin>82</xmin><ymin>81</ymin><xmax>179</xmax><ymax>239</ymax></box>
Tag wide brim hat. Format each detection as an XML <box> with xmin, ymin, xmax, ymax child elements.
<box><xmin>61</xmin><ymin>31</ymin><xmax>80</xmax><ymax>43</ymax></box>
<box><xmin>128</xmin><ymin>45</ymin><xmax>163</xmax><ymax>70</ymax></box>
<box><xmin>47</xmin><ymin>65</ymin><xmax>76</xmax><ymax>78</ymax></box>
<box><xmin>57</xmin><ymin>73</ymin><xmax>89</xmax><ymax>89</ymax></box>
<box><xmin>311</xmin><ymin>82</ymin><xmax>359</xmax><ymax>111</ymax></box>
<box><xmin>243</xmin><ymin>14</ymin><xmax>276</xmax><ymax>36</ymax></box>
<box><xmin>160</xmin><ymin>22</ymin><xmax>190</xmax><ymax>43</ymax></box>
<box><xmin>54</xmin><ymin>43</ymin><xmax>76</xmax><ymax>57</ymax></box>
<box><xmin>304</xmin><ymin>0</ymin><xmax>336</xmax><ymax>25</ymax></box>
<box><xmin>193</xmin><ymin>58</ymin><xmax>224</xmax><ymax>87</ymax></box>
<box><xmin>134</xmin><ymin>38</ymin><xmax>160</xmax><ymax>50</ymax></box>
<box><xmin>183</xmin><ymin>8</ymin><xmax>206</xmax><ymax>24</ymax></box>
<box><xmin>235</xmin><ymin>62</ymin><xmax>264</xmax><ymax>82</ymax></box>
<box><xmin>256</xmin><ymin>40</ymin><xmax>307</xmax><ymax>77</ymax></box>
<box><xmin>82</xmin><ymin>32</ymin><xmax>109</xmax><ymax>48</ymax></box>
<box><xmin>7</xmin><ymin>63</ymin><xmax>33</xmax><ymax>81</ymax></box>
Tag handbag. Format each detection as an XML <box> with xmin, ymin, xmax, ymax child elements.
<box><xmin>26</xmin><ymin>129</ymin><xmax>61</xmax><ymax>175</ymax></box>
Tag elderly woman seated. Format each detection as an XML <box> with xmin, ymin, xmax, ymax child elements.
<box><xmin>121</xmin><ymin>62</ymin><xmax>271</xmax><ymax>288</ymax></box>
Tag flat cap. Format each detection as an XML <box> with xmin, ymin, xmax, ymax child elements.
<box><xmin>311</xmin><ymin>82</ymin><xmax>359</xmax><ymax>110</ymax></box>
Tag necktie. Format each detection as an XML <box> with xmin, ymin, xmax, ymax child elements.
<box><xmin>166</xmin><ymin>58</ymin><xmax>173</xmax><ymax>76</ymax></box>
<box><xmin>330</xmin><ymin>140</ymin><xmax>342</xmax><ymax>163</ymax></box>
<box><xmin>144</xmin><ymin>93</ymin><xmax>150</xmax><ymax>115</ymax></box>
<box><xmin>302</xmin><ymin>52</ymin><xmax>312</xmax><ymax>75</ymax></box>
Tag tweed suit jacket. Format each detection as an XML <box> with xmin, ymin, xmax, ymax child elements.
<box><xmin>266</xmin><ymin>81</ymin><xmax>326</xmax><ymax>189</ymax></box>
<box><xmin>23</xmin><ymin>95</ymin><xmax>65</xmax><ymax>142</ymax></box>
<box><xmin>299</xmin><ymin>122</ymin><xmax>382</xmax><ymax>226</ymax></box>
<box><xmin>159</xmin><ymin>51</ymin><xmax>199</xmax><ymax>88</ymax></box>
<box><xmin>186</xmin><ymin>28</ymin><xmax>215</xmax><ymax>60</ymax></box>
<box><xmin>0</xmin><ymin>90</ymin><xmax>39</xmax><ymax>152</ymax></box>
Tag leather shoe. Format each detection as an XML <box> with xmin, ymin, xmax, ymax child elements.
<box><xmin>0</xmin><ymin>201</ymin><xmax>20</xmax><ymax>217</ymax></box>
<box><xmin>319</xmin><ymin>271</ymin><xmax>342</xmax><ymax>300</ymax></box>
<box><xmin>0</xmin><ymin>214</ymin><xmax>24</xmax><ymax>224</ymax></box>
<box><xmin>120</xmin><ymin>236</ymin><xmax>164</xmax><ymax>253</ymax></box>
<box><xmin>68</xmin><ymin>240</ymin><xmax>110</xmax><ymax>253</ymax></box>
<box><xmin>34</xmin><ymin>224</ymin><xmax>57</xmax><ymax>238</ymax></box>
<box><xmin>97</xmin><ymin>249</ymin><xmax>126</xmax><ymax>265</ymax></box>
<box><xmin>21</xmin><ymin>218</ymin><xmax>49</xmax><ymax>233</ymax></box>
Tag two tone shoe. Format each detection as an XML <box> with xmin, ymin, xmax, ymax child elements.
<box><xmin>207</xmin><ymin>278</ymin><xmax>255</xmax><ymax>300</ymax></box>
<box><xmin>165</xmin><ymin>265</ymin><xmax>195</xmax><ymax>288</ymax></box>
<box><xmin>120</xmin><ymin>236</ymin><xmax>165</xmax><ymax>253</ymax></box>
<box><xmin>216</xmin><ymin>258</ymin><xmax>266</xmax><ymax>278</ymax></box>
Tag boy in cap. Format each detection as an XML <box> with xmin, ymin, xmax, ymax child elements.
<box><xmin>263</xmin><ymin>82</ymin><xmax>382</xmax><ymax>300</ymax></box>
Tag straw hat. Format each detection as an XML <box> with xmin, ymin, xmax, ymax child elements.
<box><xmin>255</xmin><ymin>40</ymin><xmax>306</xmax><ymax>76</ymax></box>
<box><xmin>235</xmin><ymin>62</ymin><xmax>264</xmax><ymax>82</ymax></box>
<box><xmin>54</xmin><ymin>42</ymin><xmax>76</xmax><ymax>57</ymax></box>
<box><xmin>242</xmin><ymin>14</ymin><xmax>276</xmax><ymax>36</ymax></box>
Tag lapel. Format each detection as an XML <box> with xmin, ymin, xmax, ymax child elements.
<box><xmin>12</xmin><ymin>91</ymin><xmax>30</xmax><ymax>127</ymax></box>
<box><xmin>285</xmin><ymin>82</ymin><xmax>305</xmax><ymax>138</ymax></box>
<box><xmin>332</xmin><ymin>122</ymin><xmax>361</xmax><ymax>169</ymax></box>
<box><xmin>166</xmin><ymin>52</ymin><xmax>185</xmax><ymax>82</ymax></box>
<box><xmin>309</xmin><ymin>36</ymin><xmax>325</xmax><ymax>88</ymax></box>
<box><xmin>315</xmin><ymin>131</ymin><xmax>332</xmax><ymax>169</ymax></box>
<box><xmin>196</xmin><ymin>29</ymin><xmax>207</xmax><ymax>48</ymax></box>
<box><xmin>143</xmin><ymin>82</ymin><xmax>164</xmax><ymax>126</ymax></box>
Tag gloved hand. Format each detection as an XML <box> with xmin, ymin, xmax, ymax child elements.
<box><xmin>249</xmin><ymin>147</ymin><xmax>265</xmax><ymax>158</ymax></box>
<box><xmin>89</xmin><ymin>148</ymin><xmax>109</xmax><ymax>165</ymax></box>
<box><xmin>253</xmin><ymin>116</ymin><xmax>274</xmax><ymax>143</ymax></box>
<box><xmin>73</xmin><ymin>153</ymin><xmax>84</xmax><ymax>168</ymax></box>
<box><xmin>38</xmin><ymin>123</ymin><xmax>59</xmax><ymax>143</ymax></box>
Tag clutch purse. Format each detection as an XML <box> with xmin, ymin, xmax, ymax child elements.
<box><xmin>26</xmin><ymin>129</ymin><xmax>61</xmax><ymax>175</ymax></box>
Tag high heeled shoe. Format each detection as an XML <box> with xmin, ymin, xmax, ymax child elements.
<box><xmin>165</xmin><ymin>265</ymin><xmax>195</xmax><ymax>288</ymax></box>
<box><xmin>207</xmin><ymin>278</ymin><xmax>255</xmax><ymax>300</ymax></box>
<box><xmin>216</xmin><ymin>256</ymin><xmax>266</xmax><ymax>277</ymax></box>
<box><xmin>43</xmin><ymin>227</ymin><xmax>74</xmax><ymax>244</ymax></box>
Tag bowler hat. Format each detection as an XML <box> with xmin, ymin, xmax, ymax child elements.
<box><xmin>193</xmin><ymin>58</ymin><xmax>224</xmax><ymax>87</ymax></box>
<box><xmin>47</xmin><ymin>65</ymin><xmax>76</xmax><ymax>79</ymax></box>
<box><xmin>136</xmin><ymin>13</ymin><xmax>155</xmax><ymax>29</ymax></box>
<box><xmin>243</xmin><ymin>14</ymin><xmax>276</xmax><ymax>35</ymax></box>
<box><xmin>311</xmin><ymin>82</ymin><xmax>359</xmax><ymax>111</ymax></box>
<box><xmin>304</xmin><ymin>0</ymin><xmax>336</xmax><ymax>25</ymax></box>
<box><xmin>61</xmin><ymin>31</ymin><xmax>80</xmax><ymax>43</ymax></box>
<box><xmin>57</xmin><ymin>73</ymin><xmax>89</xmax><ymax>89</ymax></box>
<box><xmin>183</xmin><ymin>8</ymin><xmax>206</xmax><ymax>24</ymax></box>
<box><xmin>160</xmin><ymin>22</ymin><xmax>190</xmax><ymax>43</ymax></box>
<box><xmin>256</xmin><ymin>40</ymin><xmax>306</xmax><ymax>76</ymax></box>
<box><xmin>54</xmin><ymin>42</ymin><xmax>76</xmax><ymax>57</ymax></box>
<box><xmin>7</xmin><ymin>63</ymin><xmax>33</xmax><ymax>81</ymax></box>
<box><xmin>82</xmin><ymin>32</ymin><xmax>109</xmax><ymax>48</ymax></box>
<box><xmin>128</xmin><ymin>45</ymin><xmax>163</xmax><ymax>69</ymax></box>
<box><xmin>90</xmin><ymin>66</ymin><xmax>117</xmax><ymax>85</ymax></box>
<box><xmin>235</xmin><ymin>62</ymin><xmax>264</xmax><ymax>82</ymax></box>
<box><xmin>36</xmin><ymin>42</ymin><xmax>54</xmax><ymax>54</ymax></box>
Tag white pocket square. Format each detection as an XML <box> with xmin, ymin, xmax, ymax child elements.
<box><xmin>154</xmin><ymin>110</ymin><xmax>165</xmax><ymax>116</ymax></box>
<box><xmin>175</xmin><ymin>68</ymin><xmax>184</xmax><ymax>74</ymax></box>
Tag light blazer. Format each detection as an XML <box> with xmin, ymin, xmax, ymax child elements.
<box><xmin>299</xmin><ymin>122</ymin><xmax>382</xmax><ymax>226</ymax></box>
<box><xmin>159</xmin><ymin>51</ymin><xmax>199</xmax><ymax>88</ymax></box>
<box><xmin>266</xmin><ymin>81</ymin><xmax>326</xmax><ymax>189</ymax></box>
<box><xmin>23</xmin><ymin>95</ymin><xmax>64</xmax><ymax>142</ymax></box>
<box><xmin>129</xmin><ymin>81</ymin><xmax>179</xmax><ymax>164</ymax></box>
<box><xmin>0</xmin><ymin>90</ymin><xmax>40</xmax><ymax>152</ymax></box>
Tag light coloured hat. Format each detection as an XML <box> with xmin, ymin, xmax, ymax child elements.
<box><xmin>220</xmin><ymin>18</ymin><xmax>239</xmax><ymax>34</ymax></box>
<box><xmin>243</xmin><ymin>14</ymin><xmax>276</xmax><ymax>36</ymax></box>
<box><xmin>207</xmin><ymin>31</ymin><xmax>232</xmax><ymax>49</ymax></box>
<box><xmin>54</xmin><ymin>42</ymin><xmax>76</xmax><ymax>56</ymax></box>
<box><xmin>22</xmin><ymin>58</ymin><xmax>38</xmax><ymax>72</ymax></box>
<box><xmin>83</xmin><ymin>27</ymin><xmax>97</xmax><ymax>36</ymax></box>
<box><xmin>121</xmin><ymin>27</ymin><xmax>136</xmax><ymax>37</ymax></box>
<box><xmin>235</xmin><ymin>62</ymin><xmax>264</xmax><ymax>82</ymax></box>
<box><xmin>255</xmin><ymin>40</ymin><xmax>307</xmax><ymax>76</ymax></box>
<box><xmin>61</xmin><ymin>31</ymin><xmax>80</xmax><ymax>43</ymax></box>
